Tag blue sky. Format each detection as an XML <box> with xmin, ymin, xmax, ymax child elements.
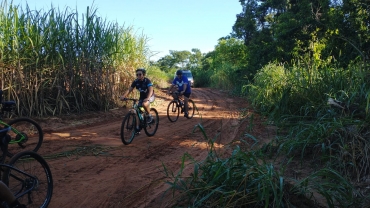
<box><xmin>11</xmin><ymin>0</ymin><xmax>242</xmax><ymax>61</ymax></box>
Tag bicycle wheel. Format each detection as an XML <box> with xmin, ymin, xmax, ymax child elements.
<box><xmin>6</xmin><ymin>118</ymin><xmax>43</xmax><ymax>157</ymax></box>
<box><xmin>2</xmin><ymin>151</ymin><xmax>53</xmax><ymax>208</ymax></box>
<box><xmin>120</xmin><ymin>112</ymin><xmax>136</xmax><ymax>145</ymax></box>
<box><xmin>144</xmin><ymin>108</ymin><xmax>159</xmax><ymax>136</ymax></box>
<box><xmin>186</xmin><ymin>99</ymin><xmax>195</xmax><ymax>119</ymax></box>
<box><xmin>167</xmin><ymin>101</ymin><xmax>180</xmax><ymax>122</ymax></box>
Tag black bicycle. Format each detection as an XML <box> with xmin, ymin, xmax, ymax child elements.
<box><xmin>167</xmin><ymin>92</ymin><xmax>195</xmax><ymax>122</ymax></box>
<box><xmin>0</xmin><ymin>127</ymin><xmax>53</xmax><ymax>208</ymax></box>
<box><xmin>120</xmin><ymin>98</ymin><xmax>159</xmax><ymax>145</ymax></box>
<box><xmin>0</xmin><ymin>90</ymin><xmax>43</xmax><ymax>157</ymax></box>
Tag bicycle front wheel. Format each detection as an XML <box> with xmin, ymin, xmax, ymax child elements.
<box><xmin>120</xmin><ymin>112</ymin><xmax>136</xmax><ymax>145</ymax></box>
<box><xmin>6</xmin><ymin>118</ymin><xmax>43</xmax><ymax>157</ymax></box>
<box><xmin>144</xmin><ymin>108</ymin><xmax>159</xmax><ymax>137</ymax></box>
<box><xmin>3</xmin><ymin>151</ymin><xmax>53</xmax><ymax>208</ymax></box>
<box><xmin>186</xmin><ymin>99</ymin><xmax>196</xmax><ymax>119</ymax></box>
<box><xmin>167</xmin><ymin>101</ymin><xmax>180</xmax><ymax>122</ymax></box>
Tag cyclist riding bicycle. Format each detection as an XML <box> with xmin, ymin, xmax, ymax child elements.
<box><xmin>168</xmin><ymin>70</ymin><xmax>192</xmax><ymax>118</ymax></box>
<box><xmin>0</xmin><ymin>181</ymin><xmax>26</xmax><ymax>208</ymax></box>
<box><xmin>120</xmin><ymin>68</ymin><xmax>155</xmax><ymax>132</ymax></box>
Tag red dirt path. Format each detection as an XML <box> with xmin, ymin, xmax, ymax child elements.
<box><xmin>34</xmin><ymin>88</ymin><xmax>274</xmax><ymax>208</ymax></box>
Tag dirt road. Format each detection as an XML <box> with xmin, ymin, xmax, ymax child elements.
<box><xmin>35</xmin><ymin>88</ymin><xmax>273</xmax><ymax>208</ymax></box>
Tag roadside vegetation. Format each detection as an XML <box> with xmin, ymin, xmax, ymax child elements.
<box><xmin>0</xmin><ymin>1</ymin><xmax>151</xmax><ymax>116</ymax></box>
<box><xmin>1</xmin><ymin>0</ymin><xmax>370</xmax><ymax>207</ymax></box>
<box><xmin>158</xmin><ymin>1</ymin><xmax>370</xmax><ymax>207</ymax></box>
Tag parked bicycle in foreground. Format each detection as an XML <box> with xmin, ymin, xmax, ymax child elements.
<box><xmin>0</xmin><ymin>126</ymin><xmax>53</xmax><ymax>208</ymax></box>
<box><xmin>120</xmin><ymin>98</ymin><xmax>159</xmax><ymax>145</ymax></box>
<box><xmin>167</xmin><ymin>91</ymin><xmax>195</xmax><ymax>122</ymax></box>
<box><xmin>0</xmin><ymin>90</ymin><xmax>43</xmax><ymax>157</ymax></box>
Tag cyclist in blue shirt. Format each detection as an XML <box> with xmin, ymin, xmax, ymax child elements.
<box><xmin>168</xmin><ymin>70</ymin><xmax>191</xmax><ymax>118</ymax></box>
<box><xmin>120</xmin><ymin>68</ymin><xmax>155</xmax><ymax>128</ymax></box>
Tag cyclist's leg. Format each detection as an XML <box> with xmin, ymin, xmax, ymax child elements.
<box><xmin>141</xmin><ymin>98</ymin><xmax>153</xmax><ymax>123</ymax></box>
<box><xmin>136</xmin><ymin>100</ymin><xmax>144</xmax><ymax>131</ymax></box>
<box><xmin>0</xmin><ymin>181</ymin><xmax>16</xmax><ymax>205</ymax></box>
<box><xmin>142</xmin><ymin>99</ymin><xmax>151</xmax><ymax>114</ymax></box>
<box><xmin>183</xmin><ymin>93</ymin><xmax>191</xmax><ymax>117</ymax></box>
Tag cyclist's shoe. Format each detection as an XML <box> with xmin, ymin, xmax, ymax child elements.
<box><xmin>146</xmin><ymin>114</ymin><xmax>153</xmax><ymax>123</ymax></box>
<box><xmin>9</xmin><ymin>199</ymin><xmax>26</xmax><ymax>208</ymax></box>
<box><xmin>184</xmin><ymin>112</ymin><xmax>189</xmax><ymax>118</ymax></box>
<box><xmin>135</xmin><ymin>127</ymin><xmax>141</xmax><ymax>135</ymax></box>
<box><xmin>180</xmin><ymin>102</ymin><xmax>184</xmax><ymax>113</ymax></box>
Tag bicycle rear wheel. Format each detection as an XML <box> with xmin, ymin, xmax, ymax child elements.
<box><xmin>144</xmin><ymin>108</ymin><xmax>159</xmax><ymax>136</ymax></box>
<box><xmin>167</xmin><ymin>101</ymin><xmax>180</xmax><ymax>122</ymax></box>
<box><xmin>186</xmin><ymin>99</ymin><xmax>195</xmax><ymax>119</ymax></box>
<box><xmin>2</xmin><ymin>151</ymin><xmax>53</xmax><ymax>208</ymax></box>
<box><xmin>6</xmin><ymin>118</ymin><xmax>43</xmax><ymax>158</ymax></box>
<box><xmin>120</xmin><ymin>112</ymin><xmax>136</xmax><ymax>145</ymax></box>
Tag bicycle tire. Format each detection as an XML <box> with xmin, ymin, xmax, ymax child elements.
<box><xmin>186</xmin><ymin>99</ymin><xmax>195</xmax><ymax>119</ymax></box>
<box><xmin>120</xmin><ymin>112</ymin><xmax>136</xmax><ymax>145</ymax></box>
<box><xmin>5</xmin><ymin>118</ymin><xmax>43</xmax><ymax>158</ymax></box>
<box><xmin>167</xmin><ymin>101</ymin><xmax>180</xmax><ymax>122</ymax></box>
<box><xmin>144</xmin><ymin>108</ymin><xmax>159</xmax><ymax>136</ymax></box>
<box><xmin>2</xmin><ymin>151</ymin><xmax>53</xmax><ymax>208</ymax></box>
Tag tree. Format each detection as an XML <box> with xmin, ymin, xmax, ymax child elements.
<box><xmin>156</xmin><ymin>49</ymin><xmax>204</xmax><ymax>72</ymax></box>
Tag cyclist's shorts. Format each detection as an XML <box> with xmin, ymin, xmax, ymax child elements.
<box><xmin>149</xmin><ymin>93</ymin><xmax>155</xmax><ymax>102</ymax></box>
<box><xmin>138</xmin><ymin>94</ymin><xmax>155</xmax><ymax>106</ymax></box>
<box><xmin>183</xmin><ymin>92</ymin><xmax>191</xmax><ymax>98</ymax></box>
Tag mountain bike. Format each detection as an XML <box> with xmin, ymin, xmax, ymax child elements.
<box><xmin>0</xmin><ymin>126</ymin><xmax>53</xmax><ymax>208</ymax></box>
<box><xmin>167</xmin><ymin>91</ymin><xmax>195</xmax><ymax>122</ymax></box>
<box><xmin>120</xmin><ymin>98</ymin><xmax>159</xmax><ymax>145</ymax></box>
<box><xmin>0</xmin><ymin>90</ymin><xmax>43</xmax><ymax>157</ymax></box>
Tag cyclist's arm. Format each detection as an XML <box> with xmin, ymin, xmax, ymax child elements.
<box><xmin>181</xmin><ymin>83</ymin><xmax>187</xmax><ymax>94</ymax></box>
<box><xmin>143</xmin><ymin>85</ymin><xmax>154</xmax><ymax>103</ymax></box>
<box><xmin>168</xmin><ymin>84</ymin><xmax>176</xmax><ymax>94</ymax></box>
<box><xmin>120</xmin><ymin>86</ymin><xmax>134</xmax><ymax>100</ymax></box>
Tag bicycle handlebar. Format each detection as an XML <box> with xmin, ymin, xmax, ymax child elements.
<box><xmin>0</xmin><ymin>126</ymin><xmax>11</xmax><ymax>133</ymax></box>
<box><xmin>119</xmin><ymin>96</ymin><xmax>138</xmax><ymax>102</ymax></box>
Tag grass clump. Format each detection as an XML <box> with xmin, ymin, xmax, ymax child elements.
<box><xmin>161</xmin><ymin>124</ymin><xmax>359</xmax><ymax>207</ymax></box>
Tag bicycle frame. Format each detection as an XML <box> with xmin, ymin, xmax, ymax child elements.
<box><xmin>169</xmin><ymin>91</ymin><xmax>180</xmax><ymax>102</ymax></box>
<box><xmin>120</xmin><ymin>97</ymin><xmax>159</xmax><ymax>145</ymax></box>
<box><xmin>0</xmin><ymin>128</ymin><xmax>31</xmax><ymax>198</ymax></box>
<box><xmin>130</xmin><ymin>101</ymin><xmax>145</xmax><ymax>124</ymax></box>
<box><xmin>0</xmin><ymin>120</ymin><xmax>25</xmax><ymax>144</ymax></box>
<box><xmin>0</xmin><ymin>95</ymin><xmax>24</xmax><ymax>145</ymax></box>
<box><xmin>167</xmin><ymin>91</ymin><xmax>195</xmax><ymax>122</ymax></box>
<box><xmin>0</xmin><ymin>126</ymin><xmax>52</xmax><ymax>206</ymax></box>
<box><xmin>0</xmin><ymin>163</ymin><xmax>37</xmax><ymax>198</ymax></box>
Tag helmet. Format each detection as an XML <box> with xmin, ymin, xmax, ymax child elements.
<box><xmin>176</xmin><ymin>70</ymin><xmax>182</xmax><ymax>75</ymax></box>
<box><xmin>136</xmin><ymin>68</ymin><xmax>146</xmax><ymax>75</ymax></box>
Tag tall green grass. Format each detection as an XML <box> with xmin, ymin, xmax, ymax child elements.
<box><xmin>0</xmin><ymin>2</ymin><xmax>150</xmax><ymax>116</ymax></box>
<box><xmin>246</xmin><ymin>56</ymin><xmax>369</xmax><ymax>206</ymax></box>
<box><xmin>246</xmin><ymin>60</ymin><xmax>369</xmax><ymax>121</ymax></box>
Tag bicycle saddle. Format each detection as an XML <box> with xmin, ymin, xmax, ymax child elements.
<box><xmin>1</xmin><ymin>101</ymin><xmax>16</xmax><ymax>112</ymax></box>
